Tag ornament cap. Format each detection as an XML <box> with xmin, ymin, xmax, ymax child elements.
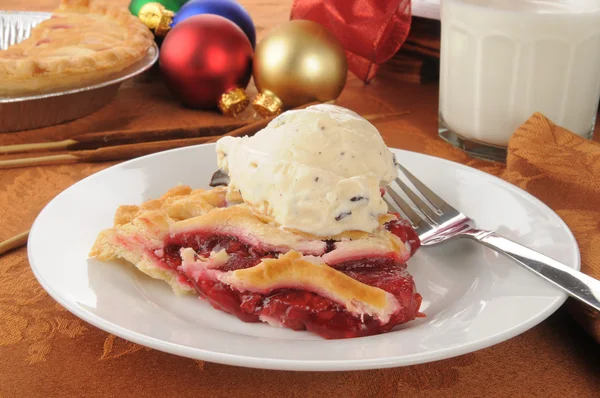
<box><xmin>219</xmin><ymin>88</ymin><xmax>250</xmax><ymax>116</ymax></box>
<box><xmin>252</xmin><ymin>91</ymin><xmax>283</xmax><ymax>117</ymax></box>
<box><xmin>139</xmin><ymin>2</ymin><xmax>174</xmax><ymax>38</ymax></box>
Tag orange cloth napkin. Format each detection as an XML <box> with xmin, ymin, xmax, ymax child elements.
<box><xmin>504</xmin><ymin>113</ymin><xmax>600</xmax><ymax>342</ymax></box>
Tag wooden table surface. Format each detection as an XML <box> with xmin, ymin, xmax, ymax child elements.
<box><xmin>1</xmin><ymin>1</ymin><xmax>599</xmax><ymax>397</ymax></box>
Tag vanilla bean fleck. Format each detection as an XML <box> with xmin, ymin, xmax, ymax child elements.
<box><xmin>335</xmin><ymin>211</ymin><xmax>352</xmax><ymax>221</ymax></box>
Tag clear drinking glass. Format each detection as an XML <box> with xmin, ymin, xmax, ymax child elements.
<box><xmin>438</xmin><ymin>0</ymin><xmax>600</xmax><ymax>162</ymax></box>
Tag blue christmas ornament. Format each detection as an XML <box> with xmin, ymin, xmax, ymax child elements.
<box><xmin>173</xmin><ymin>0</ymin><xmax>256</xmax><ymax>48</ymax></box>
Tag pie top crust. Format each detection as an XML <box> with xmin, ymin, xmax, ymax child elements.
<box><xmin>89</xmin><ymin>185</ymin><xmax>414</xmax><ymax>321</ymax></box>
<box><xmin>183</xmin><ymin>250</ymin><xmax>400</xmax><ymax>323</ymax></box>
<box><xmin>0</xmin><ymin>0</ymin><xmax>154</xmax><ymax>96</ymax></box>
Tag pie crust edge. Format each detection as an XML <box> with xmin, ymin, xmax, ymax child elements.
<box><xmin>0</xmin><ymin>0</ymin><xmax>154</xmax><ymax>96</ymax></box>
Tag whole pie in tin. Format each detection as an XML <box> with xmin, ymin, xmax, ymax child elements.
<box><xmin>0</xmin><ymin>0</ymin><xmax>154</xmax><ymax>96</ymax></box>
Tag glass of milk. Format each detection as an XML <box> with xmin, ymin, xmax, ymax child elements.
<box><xmin>438</xmin><ymin>0</ymin><xmax>600</xmax><ymax>161</ymax></box>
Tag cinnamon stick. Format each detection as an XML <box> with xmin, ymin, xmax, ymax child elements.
<box><xmin>0</xmin><ymin>122</ymin><xmax>249</xmax><ymax>155</ymax></box>
<box><xmin>0</xmin><ymin>136</ymin><xmax>217</xmax><ymax>168</ymax></box>
<box><xmin>75</xmin><ymin>135</ymin><xmax>217</xmax><ymax>162</ymax></box>
<box><xmin>0</xmin><ymin>104</ymin><xmax>411</xmax><ymax>170</ymax></box>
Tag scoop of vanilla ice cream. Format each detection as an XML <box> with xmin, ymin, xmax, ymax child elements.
<box><xmin>216</xmin><ymin>104</ymin><xmax>398</xmax><ymax>236</ymax></box>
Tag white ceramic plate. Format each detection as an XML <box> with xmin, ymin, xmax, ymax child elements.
<box><xmin>28</xmin><ymin>145</ymin><xmax>579</xmax><ymax>371</ymax></box>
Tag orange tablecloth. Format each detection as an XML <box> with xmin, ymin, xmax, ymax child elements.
<box><xmin>1</xmin><ymin>1</ymin><xmax>599</xmax><ymax>396</ymax></box>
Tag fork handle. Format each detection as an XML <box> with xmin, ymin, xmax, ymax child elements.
<box><xmin>467</xmin><ymin>230</ymin><xmax>600</xmax><ymax>312</ymax></box>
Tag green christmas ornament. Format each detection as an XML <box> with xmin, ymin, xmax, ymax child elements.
<box><xmin>129</xmin><ymin>0</ymin><xmax>188</xmax><ymax>17</ymax></box>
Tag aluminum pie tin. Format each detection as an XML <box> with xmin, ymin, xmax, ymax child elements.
<box><xmin>0</xmin><ymin>11</ymin><xmax>159</xmax><ymax>133</ymax></box>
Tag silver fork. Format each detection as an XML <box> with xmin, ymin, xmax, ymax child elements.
<box><xmin>385</xmin><ymin>164</ymin><xmax>600</xmax><ymax>312</ymax></box>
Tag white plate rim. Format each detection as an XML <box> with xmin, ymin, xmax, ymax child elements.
<box><xmin>27</xmin><ymin>145</ymin><xmax>580</xmax><ymax>371</ymax></box>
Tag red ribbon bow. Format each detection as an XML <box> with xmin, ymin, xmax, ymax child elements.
<box><xmin>290</xmin><ymin>0</ymin><xmax>412</xmax><ymax>83</ymax></box>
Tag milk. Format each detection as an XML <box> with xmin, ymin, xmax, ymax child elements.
<box><xmin>439</xmin><ymin>0</ymin><xmax>600</xmax><ymax>147</ymax></box>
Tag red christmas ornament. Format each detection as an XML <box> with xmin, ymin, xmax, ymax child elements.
<box><xmin>159</xmin><ymin>14</ymin><xmax>253</xmax><ymax>113</ymax></box>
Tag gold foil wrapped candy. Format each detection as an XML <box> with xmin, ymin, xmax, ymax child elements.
<box><xmin>218</xmin><ymin>88</ymin><xmax>250</xmax><ymax>116</ymax></box>
<box><xmin>139</xmin><ymin>2</ymin><xmax>174</xmax><ymax>38</ymax></box>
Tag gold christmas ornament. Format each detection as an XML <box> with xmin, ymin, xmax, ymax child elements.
<box><xmin>252</xmin><ymin>20</ymin><xmax>348</xmax><ymax>114</ymax></box>
<box><xmin>139</xmin><ymin>2</ymin><xmax>174</xmax><ymax>38</ymax></box>
<box><xmin>218</xmin><ymin>88</ymin><xmax>250</xmax><ymax>116</ymax></box>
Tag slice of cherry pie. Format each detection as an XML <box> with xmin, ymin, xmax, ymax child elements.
<box><xmin>90</xmin><ymin>185</ymin><xmax>423</xmax><ymax>339</ymax></box>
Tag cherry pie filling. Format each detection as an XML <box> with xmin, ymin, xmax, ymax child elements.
<box><xmin>152</xmin><ymin>217</ymin><xmax>422</xmax><ymax>339</ymax></box>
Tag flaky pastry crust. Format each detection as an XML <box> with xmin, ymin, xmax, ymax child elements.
<box><xmin>90</xmin><ymin>185</ymin><xmax>412</xmax><ymax>318</ymax></box>
<box><xmin>216</xmin><ymin>251</ymin><xmax>399</xmax><ymax>322</ymax></box>
<box><xmin>90</xmin><ymin>185</ymin><xmax>231</xmax><ymax>294</ymax></box>
<box><xmin>0</xmin><ymin>0</ymin><xmax>154</xmax><ymax>96</ymax></box>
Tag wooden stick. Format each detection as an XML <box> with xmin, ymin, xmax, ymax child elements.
<box><xmin>0</xmin><ymin>154</ymin><xmax>78</xmax><ymax>168</ymax></box>
<box><xmin>0</xmin><ymin>109</ymin><xmax>408</xmax><ymax>169</ymax></box>
<box><xmin>73</xmin><ymin>135</ymin><xmax>218</xmax><ymax>162</ymax></box>
<box><xmin>0</xmin><ymin>230</ymin><xmax>29</xmax><ymax>255</ymax></box>
<box><xmin>205</xmin><ymin>116</ymin><xmax>274</xmax><ymax>143</ymax></box>
<box><xmin>362</xmin><ymin>111</ymin><xmax>409</xmax><ymax>121</ymax></box>
<box><xmin>0</xmin><ymin>136</ymin><xmax>217</xmax><ymax>168</ymax></box>
<box><xmin>0</xmin><ymin>122</ymin><xmax>250</xmax><ymax>155</ymax></box>
<box><xmin>0</xmin><ymin>139</ymin><xmax>76</xmax><ymax>154</ymax></box>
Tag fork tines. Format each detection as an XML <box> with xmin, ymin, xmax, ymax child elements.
<box><xmin>385</xmin><ymin>165</ymin><xmax>458</xmax><ymax>234</ymax></box>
